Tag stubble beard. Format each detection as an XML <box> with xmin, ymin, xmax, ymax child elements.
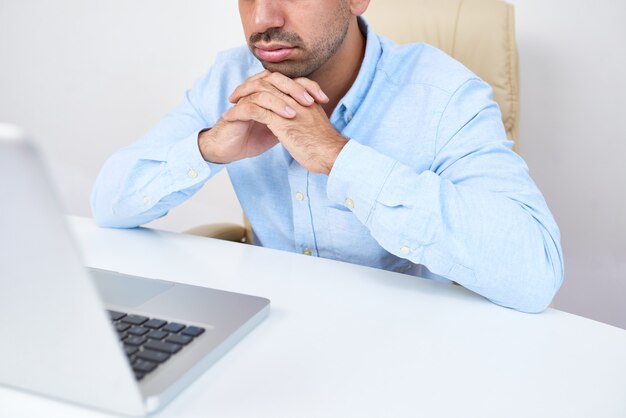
<box><xmin>249</xmin><ymin>5</ymin><xmax>351</xmax><ymax>78</ymax></box>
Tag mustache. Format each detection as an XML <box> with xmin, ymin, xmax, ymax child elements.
<box><xmin>249</xmin><ymin>28</ymin><xmax>303</xmax><ymax>46</ymax></box>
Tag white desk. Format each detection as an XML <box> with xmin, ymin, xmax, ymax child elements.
<box><xmin>1</xmin><ymin>216</ymin><xmax>625</xmax><ymax>418</ymax></box>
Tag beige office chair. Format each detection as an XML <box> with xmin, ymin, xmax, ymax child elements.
<box><xmin>186</xmin><ymin>0</ymin><xmax>519</xmax><ymax>242</ymax></box>
<box><xmin>366</xmin><ymin>0</ymin><xmax>519</xmax><ymax>144</ymax></box>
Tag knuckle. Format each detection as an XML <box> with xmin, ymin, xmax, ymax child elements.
<box><xmin>273</xmin><ymin>87</ymin><xmax>288</xmax><ymax>99</ymax></box>
<box><xmin>263</xmin><ymin>84</ymin><xmax>285</xmax><ymax>99</ymax></box>
<box><xmin>295</xmin><ymin>77</ymin><xmax>315</xmax><ymax>88</ymax></box>
<box><xmin>293</xmin><ymin>83</ymin><xmax>306</xmax><ymax>94</ymax></box>
<box><xmin>294</xmin><ymin>77</ymin><xmax>308</xmax><ymax>85</ymax></box>
<box><xmin>249</xmin><ymin>91</ymin><xmax>263</xmax><ymax>101</ymax></box>
<box><xmin>270</xmin><ymin>72</ymin><xmax>290</xmax><ymax>89</ymax></box>
<box><xmin>257</xmin><ymin>91</ymin><xmax>280</xmax><ymax>105</ymax></box>
<box><xmin>252</xmin><ymin>79</ymin><xmax>265</xmax><ymax>91</ymax></box>
<box><xmin>261</xmin><ymin>107</ymin><xmax>273</xmax><ymax>121</ymax></box>
<box><xmin>240</xmin><ymin>102</ymin><xmax>255</xmax><ymax>115</ymax></box>
<box><xmin>250</xmin><ymin>105</ymin><xmax>265</xmax><ymax>119</ymax></box>
<box><xmin>261</xmin><ymin>75</ymin><xmax>274</xmax><ymax>88</ymax></box>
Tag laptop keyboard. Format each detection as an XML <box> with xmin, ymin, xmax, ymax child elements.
<box><xmin>108</xmin><ymin>310</ymin><xmax>205</xmax><ymax>381</ymax></box>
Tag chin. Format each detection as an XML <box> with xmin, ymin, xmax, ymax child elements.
<box><xmin>260</xmin><ymin>61</ymin><xmax>314</xmax><ymax>79</ymax></box>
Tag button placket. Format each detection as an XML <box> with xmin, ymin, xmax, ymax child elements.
<box><xmin>288</xmin><ymin>164</ymin><xmax>318</xmax><ymax>257</ymax></box>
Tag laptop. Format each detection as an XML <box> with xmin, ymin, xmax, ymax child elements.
<box><xmin>0</xmin><ymin>123</ymin><xmax>270</xmax><ymax>416</ymax></box>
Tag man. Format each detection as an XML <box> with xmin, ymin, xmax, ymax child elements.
<box><xmin>92</xmin><ymin>0</ymin><xmax>564</xmax><ymax>313</ymax></box>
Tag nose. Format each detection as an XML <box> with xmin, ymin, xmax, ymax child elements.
<box><xmin>250</xmin><ymin>0</ymin><xmax>285</xmax><ymax>34</ymax></box>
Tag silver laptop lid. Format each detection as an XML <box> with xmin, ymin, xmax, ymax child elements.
<box><xmin>0</xmin><ymin>124</ymin><xmax>145</xmax><ymax>416</ymax></box>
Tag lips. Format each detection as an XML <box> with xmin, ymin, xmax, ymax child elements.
<box><xmin>254</xmin><ymin>44</ymin><xmax>296</xmax><ymax>63</ymax></box>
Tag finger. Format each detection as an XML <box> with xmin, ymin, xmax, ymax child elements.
<box><xmin>228</xmin><ymin>70</ymin><xmax>271</xmax><ymax>103</ymax></box>
<box><xmin>265</xmin><ymin>72</ymin><xmax>322</xmax><ymax>106</ymax></box>
<box><xmin>293</xmin><ymin>77</ymin><xmax>329</xmax><ymax>103</ymax></box>
<box><xmin>231</xmin><ymin>72</ymin><xmax>318</xmax><ymax>107</ymax></box>
<box><xmin>239</xmin><ymin>91</ymin><xmax>298</xmax><ymax>119</ymax></box>
<box><xmin>248</xmin><ymin>69</ymin><xmax>271</xmax><ymax>81</ymax></box>
<box><xmin>229</xmin><ymin>78</ymin><xmax>285</xmax><ymax>104</ymax></box>
<box><xmin>222</xmin><ymin>102</ymin><xmax>278</xmax><ymax>126</ymax></box>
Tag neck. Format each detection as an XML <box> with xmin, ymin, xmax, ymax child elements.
<box><xmin>309</xmin><ymin>18</ymin><xmax>366</xmax><ymax>117</ymax></box>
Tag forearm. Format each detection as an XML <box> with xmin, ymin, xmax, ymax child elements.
<box><xmin>370</xmin><ymin>168</ymin><xmax>562</xmax><ymax>312</ymax></box>
<box><xmin>91</xmin><ymin>61</ymin><xmax>242</xmax><ymax>227</ymax></box>
<box><xmin>328</xmin><ymin>140</ymin><xmax>564</xmax><ymax>313</ymax></box>
<box><xmin>91</xmin><ymin>130</ymin><xmax>221</xmax><ymax>228</ymax></box>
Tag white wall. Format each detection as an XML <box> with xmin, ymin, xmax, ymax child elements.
<box><xmin>1</xmin><ymin>0</ymin><xmax>625</xmax><ymax>329</ymax></box>
<box><xmin>507</xmin><ymin>0</ymin><xmax>626</xmax><ymax>329</ymax></box>
<box><xmin>0</xmin><ymin>0</ymin><xmax>245</xmax><ymax>231</ymax></box>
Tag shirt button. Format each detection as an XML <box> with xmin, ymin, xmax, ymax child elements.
<box><xmin>187</xmin><ymin>168</ymin><xmax>198</xmax><ymax>179</ymax></box>
<box><xmin>400</xmin><ymin>246</ymin><xmax>411</xmax><ymax>255</ymax></box>
<box><xmin>347</xmin><ymin>113</ymin><xmax>353</xmax><ymax>122</ymax></box>
<box><xmin>345</xmin><ymin>198</ymin><xmax>355</xmax><ymax>209</ymax></box>
<box><xmin>295</xmin><ymin>192</ymin><xmax>305</xmax><ymax>201</ymax></box>
<box><xmin>142</xmin><ymin>196</ymin><xmax>150</xmax><ymax>205</ymax></box>
<box><xmin>303</xmin><ymin>248</ymin><xmax>313</xmax><ymax>256</ymax></box>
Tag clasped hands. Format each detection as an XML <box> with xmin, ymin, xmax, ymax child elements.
<box><xmin>198</xmin><ymin>70</ymin><xmax>348</xmax><ymax>175</ymax></box>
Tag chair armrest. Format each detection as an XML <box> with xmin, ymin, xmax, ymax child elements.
<box><xmin>184</xmin><ymin>223</ymin><xmax>248</xmax><ymax>243</ymax></box>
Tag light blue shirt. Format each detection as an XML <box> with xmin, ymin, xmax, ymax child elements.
<box><xmin>92</xmin><ymin>20</ymin><xmax>563</xmax><ymax>313</ymax></box>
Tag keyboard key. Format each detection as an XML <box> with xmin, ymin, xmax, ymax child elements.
<box><xmin>121</xmin><ymin>315</ymin><xmax>149</xmax><ymax>326</ymax></box>
<box><xmin>144</xmin><ymin>340</ymin><xmax>182</xmax><ymax>354</ymax></box>
<box><xmin>134</xmin><ymin>371</ymin><xmax>145</xmax><ymax>381</ymax></box>
<box><xmin>165</xmin><ymin>334</ymin><xmax>192</xmax><ymax>346</ymax></box>
<box><xmin>118</xmin><ymin>332</ymin><xmax>127</xmax><ymax>341</ymax></box>
<box><xmin>133</xmin><ymin>359</ymin><xmax>157</xmax><ymax>373</ymax></box>
<box><xmin>182</xmin><ymin>326</ymin><xmax>205</xmax><ymax>337</ymax></box>
<box><xmin>124</xmin><ymin>345</ymin><xmax>139</xmax><ymax>356</ymax></box>
<box><xmin>116</xmin><ymin>323</ymin><xmax>131</xmax><ymax>332</ymax></box>
<box><xmin>147</xmin><ymin>330</ymin><xmax>169</xmax><ymax>340</ymax></box>
<box><xmin>127</xmin><ymin>326</ymin><xmax>150</xmax><ymax>336</ymax></box>
<box><xmin>136</xmin><ymin>349</ymin><xmax>170</xmax><ymax>363</ymax></box>
<box><xmin>124</xmin><ymin>335</ymin><xmax>148</xmax><ymax>346</ymax></box>
<box><xmin>144</xmin><ymin>319</ymin><xmax>167</xmax><ymax>329</ymax></box>
<box><xmin>108</xmin><ymin>310</ymin><xmax>126</xmax><ymax>321</ymax></box>
<box><xmin>163</xmin><ymin>323</ymin><xmax>185</xmax><ymax>333</ymax></box>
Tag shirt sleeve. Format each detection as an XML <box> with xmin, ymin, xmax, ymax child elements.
<box><xmin>90</xmin><ymin>68</ymin><xmax>225</xmax><ymax>228</ymax></box>
<box><xmin>327</xmin><ymin>78</ymin><xmax>564</xmax><ymax>313</ymax></box>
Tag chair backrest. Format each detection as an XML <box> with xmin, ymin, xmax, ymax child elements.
<box><xmin>364</xmin><ymin>0</ymin><xmax>519</xmax><ymax>148</ymax></box>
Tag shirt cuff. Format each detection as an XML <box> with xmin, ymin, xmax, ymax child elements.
<box><xmin>165</xmin><ymin>130</ymin><xmax>224</xmax><ymax>188</ymax></box>
<box><xmin>327</xmin><ymin>139</ymin><xmax>396</xmax><ymax>225</ymax></box>
<box><xmin>115</xmin><ymin>131</ymin><xmax>223</xmax><ymax>214</ymax></box>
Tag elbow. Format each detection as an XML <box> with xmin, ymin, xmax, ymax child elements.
<box><xmin>91</xmin><ymin>186</ymin><xmax>112</xmax><ymax>227</ymax></box>
<box><xmin>495</xmin><ymin>265</ymin><xmax>565</xmax><ymax>314</ymax></box>
<box><xmin>91</xmin><ymin>208</ymin><xmax>129</xmax><ymax>229</ymax></box>
<box><xmin>91</xmin><ymin>205</ymin><xmax>147</xmax><ymax>230</ymax></box>
<box><xmin>512</xmin><ymin>282</ymin><xmax>560</xmax><ymax>314</ymax></box>
<box><xmin>91</xmin><ymin>201</ymin><xmax>127</xmax><ymax>229</ymax></box>
<box><xmin>532</xmin><ymin>270</ymin><xmax>565</xmax><ymax>313</ymax></box>
<box><xmin>90</xmin><ymin>187</ymin><xmax>140</xmax><ymax>229</ymax></box>
<box><xmin>503</xmin><ymin>229</ymin><xmax>565</xmax><ymax>314</ymax></box>
<box><xmin>90</xmin><ymin>188</ymin><xmax>169</xmax><ymax>229</ymax></box>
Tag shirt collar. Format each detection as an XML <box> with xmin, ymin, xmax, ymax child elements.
<box><xmin>335</xmin><ymin>17</ymin><xmax>382</xmax><ymax>124</ymax></box>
